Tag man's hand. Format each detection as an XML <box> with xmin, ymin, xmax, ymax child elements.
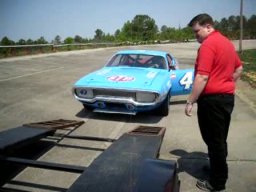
<box><xmin>185</xmin><ymin>102</ymin><xmax>193</xmax><ymax>116</ymax></box>
<box><xmin>184</xmin><ymin>73</ymin><xmax>208</xmax><ymax>116</ymax></box>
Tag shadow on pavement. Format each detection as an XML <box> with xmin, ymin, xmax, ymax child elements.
<box><xmin>170</xmin><ymin>149</ymin><xmax>210</xmax><ymax>180</ymax></box>
<box><xmin>169</xmin><ymin>100</ymin><xmax>187</xmax><ymax>105</ymax></box>
<box><xmin>0</xmin><ymin>140</ymin><xmax>55</xmax><ymax>187</ymax></box>
<box><xmin>75</xmin><ymin>108</ymin><xmax>164</xmax><ymax>124</ymax></box>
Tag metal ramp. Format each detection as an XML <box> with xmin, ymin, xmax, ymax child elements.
<box><xmin>67</xmin><ymin>126</ymin><xmax>180</xmax><ymax>192</ymax></box>
<box><xmin>0</xmin><ymin>126</ymin><xmax>55</xmax><ymax>155</ymax></box>
<box><xmin>0</xmin><ymin>123</ymin><xmax>179</xmax><ymax>192</ymax></box>
<box><xmin>23</xmin><ymin>119</ymin><xmax>84</xmax><ymax>129</ymax></box>
<box><xmin>0</xmin><ymin>119</ymin><xmax>86</xmax><ymax>185</ymax></box>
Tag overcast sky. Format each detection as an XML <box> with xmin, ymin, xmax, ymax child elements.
<box><xmin>0</xmin><ymin>0</ymin><xmax>255</xmax><ymax>42</ymax></box>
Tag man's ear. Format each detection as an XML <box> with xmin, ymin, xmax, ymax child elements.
<box><xmin>206</xmin><ymin>24</ymin><xmax>213</xmax><ymax>32</ymax></box>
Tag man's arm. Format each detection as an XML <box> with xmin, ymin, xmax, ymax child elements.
<box><xmin>233</xmin><ymin>66</ymin><xmax>243</xmax><ymax>82</ymax></box>
<box><xmin>185</xmin><ymin>73</ymin><xmax>208</xmax><ymax>116</ymax></box>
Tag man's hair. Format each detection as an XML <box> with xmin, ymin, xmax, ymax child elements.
<box><xmin>188</xmin><ymin>13</ymin><xmax>214</xmax><ymax>27</ymax></box>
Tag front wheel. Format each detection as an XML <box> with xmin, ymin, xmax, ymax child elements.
<box><xmin>83</xmin><ymin>104</ymin><xmax>93</xmax><ymax>112</ymax></box>
<box><xmin>155</xmin><ymin>93</ymin><xmax>170</xmax><ymax>116</ymax></box>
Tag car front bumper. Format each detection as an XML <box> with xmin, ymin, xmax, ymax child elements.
<box><xmin>74</xmin><ymin>95</ymin><xmax>166</xmax><ymax>115</ymax></box>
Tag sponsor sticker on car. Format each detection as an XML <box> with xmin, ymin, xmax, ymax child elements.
<box><xmin>107</xmin><ymin>75</ymin><xmax>135</xmax><ymax>82</ymax></box>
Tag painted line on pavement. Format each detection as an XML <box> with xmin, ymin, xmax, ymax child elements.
<box><xmin>0</xmin><ymin>67</ymin><xmax>64</xmax><ymax>82</ymax></box>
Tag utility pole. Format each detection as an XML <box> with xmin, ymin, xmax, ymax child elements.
<box><xmin>239</xmin><ymin>0</ymin><xmax>243</xmax><ymax>53</ymax></box>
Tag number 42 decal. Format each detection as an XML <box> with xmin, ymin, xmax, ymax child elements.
<box><xmin>179</xmin><ymin>71</ymin><xmax>193</xmax><ymax>90</ymax></box>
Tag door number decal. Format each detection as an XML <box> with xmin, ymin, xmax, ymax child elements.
<box><xmin>179</xmin><ymin>72</ymin><xmax>193</xmax><ymax>89</ymax></box>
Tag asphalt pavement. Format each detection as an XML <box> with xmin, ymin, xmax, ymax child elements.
<box><xmin>0</xmin><ymin>41</ymin><xmax>255</xmax><ymax>192</ymax></box>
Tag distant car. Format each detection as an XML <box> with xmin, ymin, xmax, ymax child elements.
<box><xmin>73</xmin><ymin>50</ymin><xmax>194</xmax><ymax>116</ymax></box>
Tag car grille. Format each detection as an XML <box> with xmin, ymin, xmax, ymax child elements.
<box><xmin>93</xmin><ymin>89</ymin><xmax>136</xmax><ymax>99</ymax></box>
<box><xmin>105</xmin><ymin>102</ymin><xmax>126</xmax><ymax>108</ymax></box>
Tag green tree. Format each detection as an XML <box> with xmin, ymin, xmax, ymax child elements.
<box><xmin>160</xmin><ymin>25</ymin><xmax>168</xmax><ymax>33</ymax></box>
<box><xmin>26</xmin><ymin>39</ymin><xmax>34</xmax><ymax>44</ymax></box>
<box><xmin>1</xmin><ymin>36</ymin><xmax>15</xmax><ymax>45</ymax></box>
<box><xmin>114</xmin><ymin>29</ymin><xmax>121</xmax><ymax>37</ymax></box>
<box><xmin>247</xmin><ymin>15</ymin><xmax>256</xmax><ymax>38</ymax></box>
<box><xmin>131</xmin><ymin>15</ymin><xmax>158</xmax><ymax>41</ymax></box>
<box><xmin>119</xmin><ymin>15</ymin><xmax>158</xmax><ymax>42</ymax></box>
<box><xmin>18</xmin><ymin>39</ymin><xmax>26</xmax><ymax>45</ymax></box>
<box><xmin>82</xmin><ymin>38</ymin><xmax>90</xmax><ymax>43</ymax></box>
<box><xmin>104</xmin><ymin>33</ymin><xmax>115</xmax><ymax>42</ymax></box>
<box><xmin>159</xmin><ymin>27</ymin><xmax>176</xmax><ymax>40</ymax></box>
<box><xmin>94</xmin><ymin>29</ymin><xmax>104</xmax><ymax>41</ymax></box>
<box><xmin>215</xmin><ymin>18</ymin><xmax>229</xmax><ymax>34</ymax></box>
<box><xmin>64</xmin><ymin>37</ymin><xmax>74</xmax><ymax>44</ymax></box>
<box><xmin>181</xmin><ymin>27</ymin><xmax>193</xmax><ymax>41</ymax></box>
<box><xmin>35</xmin><ymin>36</ymin><xmax>48</xmax><ymax>44</ymax></box>
<box><xmin>215</xmin><ymin>15</ymin><xmax>251</xmax><ymax>39</ymax></box>
<box><xmin>120</xmin><ymin>21</ymin><xmax>133</xmax><ymax>41</ymax></box>
<box><xmin>74</xmin><ymin>35</ymin><xmax>83</xmax><ymax>43</ymax></box>
<box><xmin>54</xmin><ymin>35</ymin><xmax>62</xmax><ymax>44</ymax></box>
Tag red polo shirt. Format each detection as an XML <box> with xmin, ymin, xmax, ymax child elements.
<box><xmin>195</xmin><ymin>31</ymin><xmax>242</xmax><ymax>95</ymax></box>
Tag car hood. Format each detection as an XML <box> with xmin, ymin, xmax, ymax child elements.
<box><xmin>74</xmin><ymin>67</ymin><xmax>167</xmax><ymax>91</ymax></box>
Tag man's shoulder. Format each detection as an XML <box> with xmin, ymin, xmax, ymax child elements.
<box><xmin>203</xmin><ymin>31</ymin><xmax>232</xmax><ymax>48</ymax></box>
<box><xmin>209</xmin><ymin>31</ymin><xmax>230</xmax><ymax>42</ymax></box>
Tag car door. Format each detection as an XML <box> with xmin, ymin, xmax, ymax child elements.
<box><xmin>169</xmin><ymin>68</ymin><xmax>194</xmax><ymax>96</ymax></box>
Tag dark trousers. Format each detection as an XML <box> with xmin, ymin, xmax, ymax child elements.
<box><xmin>197</xmin><ymin>94</ymin><xmax>234</xmax><ymax>190</ymax></box>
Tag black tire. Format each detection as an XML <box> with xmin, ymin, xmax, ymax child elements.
<box><xmin>155</xmin><ymin>93</ymin><xmax>170</xmax><ymax>116</ymax></box>
<box><xmin>83</xmin><ymin>104</ymin><xmax>93</xmax><ymax>111</ymax></box>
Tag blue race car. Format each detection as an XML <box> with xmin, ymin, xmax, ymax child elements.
<box><xmin>73</xmin><ymin>50</ymin><xmax>194</xmax><ymax>116</ymax></box>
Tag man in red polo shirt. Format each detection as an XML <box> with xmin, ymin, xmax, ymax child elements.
<box><xmin>185</xmin><ymin>13</ymin><xmax>243</xmax><ymax>191</ymax></box>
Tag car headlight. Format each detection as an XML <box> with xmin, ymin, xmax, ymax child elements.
<box><xmin>136</xmin><ymin>92</ymin><xmax>157</xmax><ymax>103</ymax></box>
<box><xmin>75</xmin><ymin>88</ymin><xmax>94</xmax><ymax>99</ymax></box>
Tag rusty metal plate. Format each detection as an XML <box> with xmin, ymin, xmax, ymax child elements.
<box><xmin>23</xmin><ymin>119</ymin><xmax>84</xmax><ymax>129</ymax></box>
<box><xmin>127</xmin><ymin>126</ymin><xmax>166</xmax><ymax>136</ymax></box>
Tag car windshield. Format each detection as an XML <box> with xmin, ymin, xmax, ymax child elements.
<box><xmin>106</xmin><ymin>54</ymin><xmax>167</xmax><ymax>69</ymax></box>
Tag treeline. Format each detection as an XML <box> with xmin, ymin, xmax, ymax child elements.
<box><xmin>1</xmin><ymin>14</ymin><xmax>256</xmax><ymax>46</ymax></box>
<box><xmin>215</xmin><ymin>15</ymin><xmax>256</xmax><ymax>39</ymax></box>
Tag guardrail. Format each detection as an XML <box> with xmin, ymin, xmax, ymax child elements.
<box><xmin>0</xmin><ymin>40</ymin><xmax>193</xmax><ymax>58</ymax></box>
<box><xmin>0</xmin><ymin>42</ymin><xmax>125</xmax><ymax>48</ymax></box>
<box><xmin>0</xmin><ymin>43</ymin><xmax>123</xmax><ymax>58</ymax></box>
